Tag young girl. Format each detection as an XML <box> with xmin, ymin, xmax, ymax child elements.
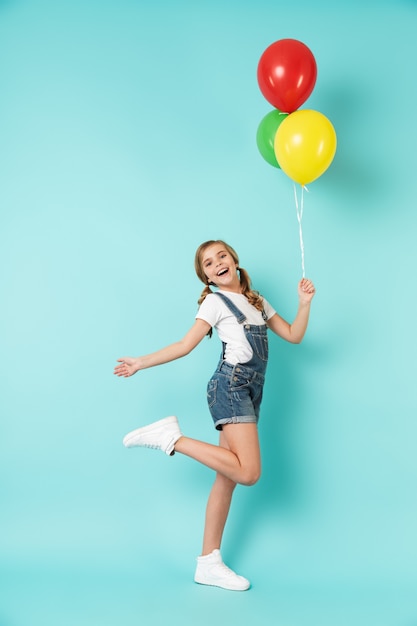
<box><xmin>114</xmin><ymin>240</ymin><xmax>315</xmax><ymax>591</ymax></box>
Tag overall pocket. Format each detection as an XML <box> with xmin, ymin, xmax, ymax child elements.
<box><xmin>250</xmin><ymin>332</ymin><xmax>269</xmax><ymax>361</ymax></box>
<box><xmin>207</xmin><ymin>378</ymin><xmax>218</xmax><ymax>408</ymax></box>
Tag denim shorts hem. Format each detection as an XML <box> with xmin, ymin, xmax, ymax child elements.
<box><xmin>213</xmin><ymin>415</ymin><xmax>258</xmax><ymax>431</ymax></box>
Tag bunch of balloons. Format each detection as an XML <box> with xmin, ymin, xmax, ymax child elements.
<box><xmin>256</xmin><ymin>39</ymin><xmax>336</xmax><ymax>185</ymax></box>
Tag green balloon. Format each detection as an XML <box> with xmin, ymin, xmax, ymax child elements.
<box><xmin>256</xmin><ymin>109</ymin><xmax>288</xmax><ymax>168</ymax></box>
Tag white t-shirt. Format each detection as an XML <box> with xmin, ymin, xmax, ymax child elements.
<box><xmin>196</xmin><ymin>290</ymin><xmax>276</xmax><ymax>365</ymax></box>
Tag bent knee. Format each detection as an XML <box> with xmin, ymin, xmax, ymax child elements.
<box><xmin>239</xmin><ymin>467</ymin><xmax>261</xmax><ymax>487</ymax></box>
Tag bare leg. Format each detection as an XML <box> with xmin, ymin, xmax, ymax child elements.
<box><xmin>174</xmin><ymin>423</ymin><xmax>261</xmax><ymax>486</ymax></box>
<box><xmin>201</xmin><ymin>431</ymin><xmax>237</xmax><ymax>555</ymax></box>
<box><xmin>123</xmin><ymin>417</ymin><xmax>257</xmax><ymax>589</ymax></box>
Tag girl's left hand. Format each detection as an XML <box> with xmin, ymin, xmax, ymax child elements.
<box><xmin>298</xmin><ymin>278</ymin><xmax>316</xmax><ymax>303</ymax></box>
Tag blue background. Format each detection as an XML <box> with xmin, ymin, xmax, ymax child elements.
<box><xmin>1</xmin><ymin>1</ymin><xmax>416</xmax><ymax>625</ymax></box>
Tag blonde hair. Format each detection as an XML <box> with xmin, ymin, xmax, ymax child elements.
<box><xmin>194</xmin><ymin>239</ymin><xmax>264</xmax><ymax>312</ymax></box>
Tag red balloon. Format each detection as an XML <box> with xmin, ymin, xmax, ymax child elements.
<box><xmin>257</xmin><ymin>39</ymin><xmax>317</xmax><ymax>113</ymax></box>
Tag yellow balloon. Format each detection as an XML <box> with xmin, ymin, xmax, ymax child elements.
<box><xmin>274</xmin><ymin>110</ymin><xmax>337</xmax><ymax>185</ymax></box>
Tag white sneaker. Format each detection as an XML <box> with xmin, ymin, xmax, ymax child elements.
<box><xmin>122</xmin><ymin>416</ymin><xmax>182</xmax><ymax>456</ymax></box>
<box><xmin>194</xmin><ymin>549</ymin><xmax>250</xmax><ymax>591</ymax></box>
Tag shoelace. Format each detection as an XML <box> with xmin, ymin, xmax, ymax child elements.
<box><xmin>214</xmin><ymin>562</ymin><xmax>241</xmax><ymax>578</ymax></box>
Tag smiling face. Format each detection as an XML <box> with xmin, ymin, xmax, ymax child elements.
<box><xmin>200</xmin><ymin>242</ymin><xmax>241</xmax><ymax>292</ymax></box>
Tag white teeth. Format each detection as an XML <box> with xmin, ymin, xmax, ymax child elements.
<box><xmin>217</xmin><ymin>269</ymin><xmax>228</xmax><ymax>276</ymax></box>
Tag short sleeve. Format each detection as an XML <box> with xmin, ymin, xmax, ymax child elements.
<box><xmin>261</xmin><ymin>297</ymin><xmax>276</xmax><ymax>320</ymax></box>
<box><xmin>195</xmin><ymin>294</ymin><xmax>223</xmax><ymax>327</ymax></box>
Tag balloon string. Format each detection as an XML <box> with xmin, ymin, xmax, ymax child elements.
<box><xmin>293</xmin><ymin>183</ymin><xmax>308</xmax><ymax>278</ymax></box>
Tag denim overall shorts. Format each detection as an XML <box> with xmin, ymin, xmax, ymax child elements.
<box><xmin>207</xmin><ymin>292</ymin><xmax>269</xmax><ymax>431</ymax></box>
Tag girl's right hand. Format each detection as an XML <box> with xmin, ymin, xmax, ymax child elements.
<box><xmin>114</xmin><ymin>357</ymin><xmax>141</xmax><ymax>378</ymax></box>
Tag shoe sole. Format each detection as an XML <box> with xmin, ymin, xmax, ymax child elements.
<box><xmin>123</xmin><ymin>415</ymin><xmax>178</xmax><ymax>448</ymax></box>
<box><xmin>194</xmin><ymin>578</ymin><xmax>250</xmax><ymax>591</ymax></box>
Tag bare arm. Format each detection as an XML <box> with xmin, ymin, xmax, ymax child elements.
<box><xmin>114</xmin><ymin>318</ymin><xmax>212</xmax><ymax>378</ymax></box>
<box><xmin>267</xmin><ymin>278</ymin><xmax>316</xmax><ymax>344</ymax></box>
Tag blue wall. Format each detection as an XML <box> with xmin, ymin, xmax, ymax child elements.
<box><xmin>1</xmin><ymin>1</ymin><xmax>416</xmax><ymax>625</ymax></box>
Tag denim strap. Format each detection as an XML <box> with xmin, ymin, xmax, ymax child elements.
<box><xmin>215</xmin><ymin>292</ymin><xmax>267</xmax><ymax>323</ymax></box>
<box><xmin>214</xmin><ymin>292</ymin><xmax>246</xmax><ymax>323</ymax></box>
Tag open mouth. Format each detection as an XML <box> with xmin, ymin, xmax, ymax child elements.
<box><xmin>217</xmin><ymin>268</ymin><xmax>229</xmax><ymax>277</ymax></box>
